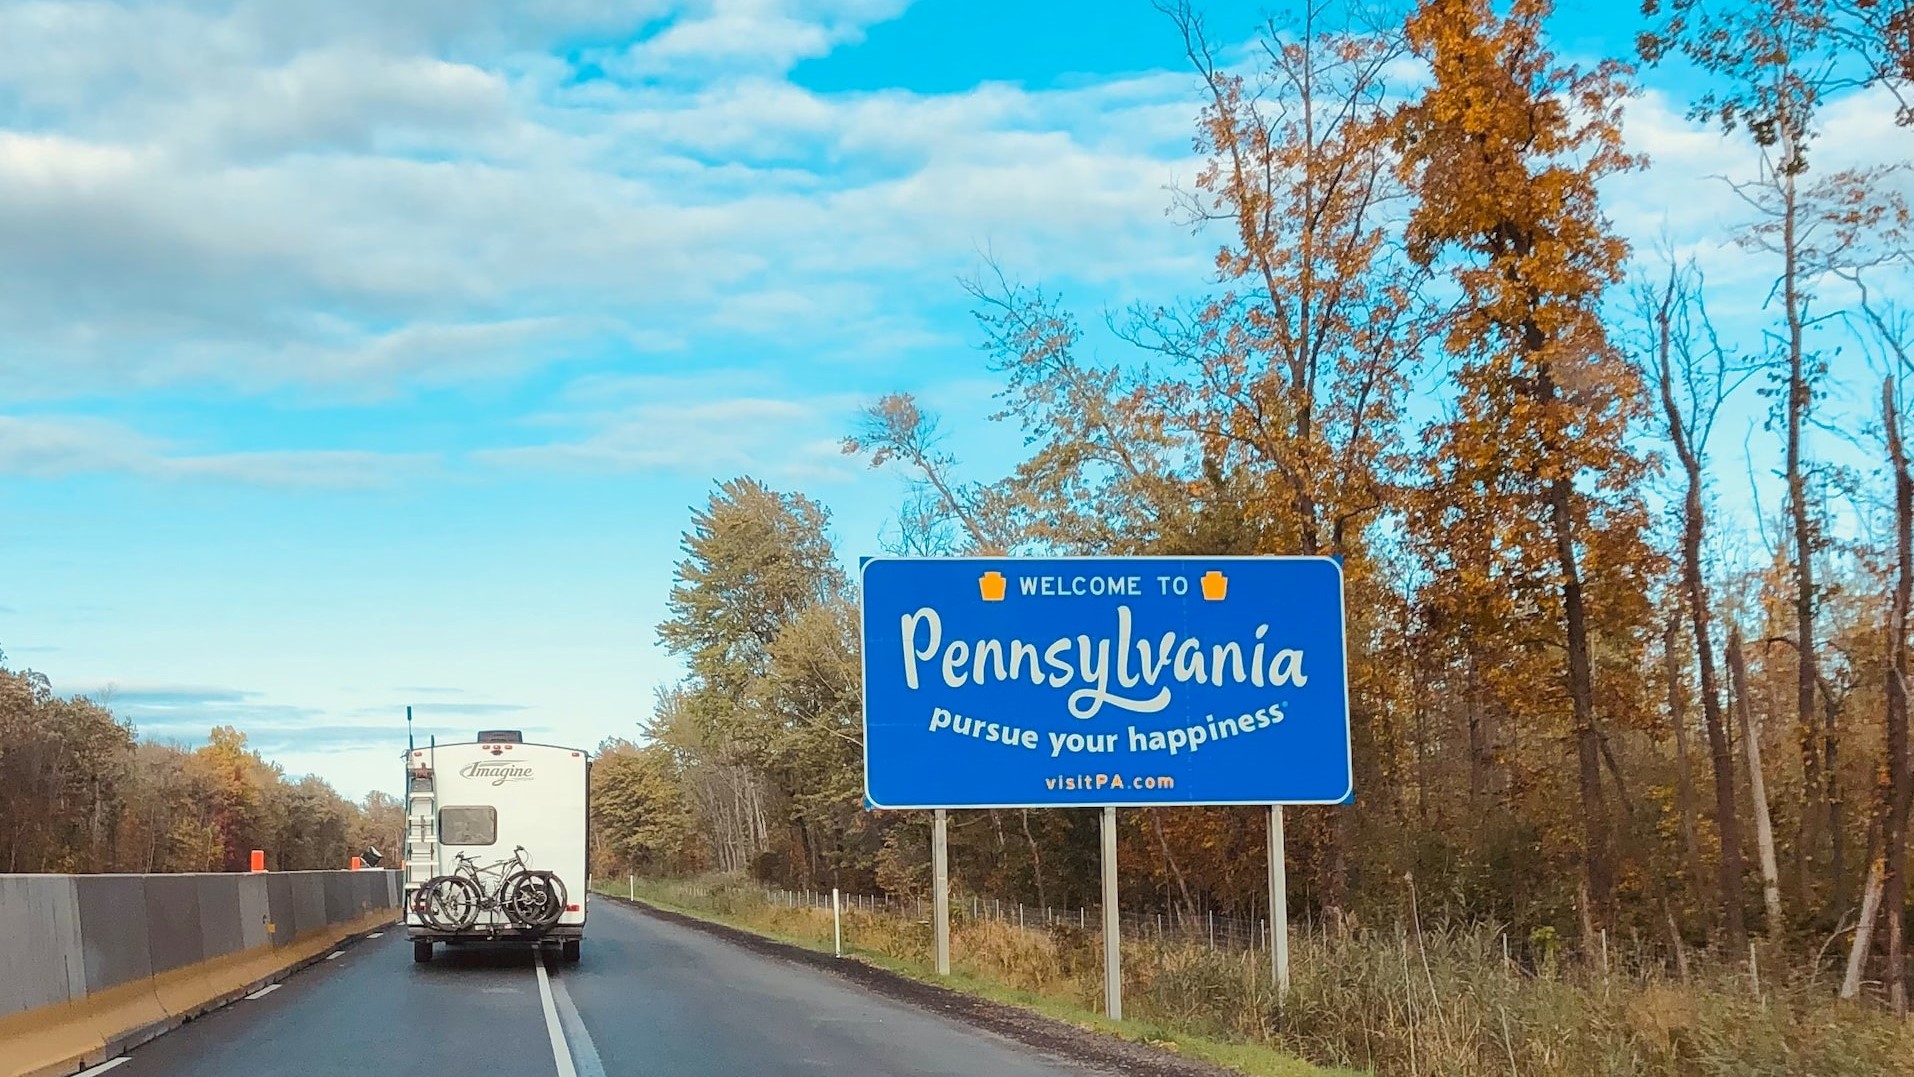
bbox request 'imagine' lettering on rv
[459,761,534,786]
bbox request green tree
[590,738,698,876]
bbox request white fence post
[833,888,842,957]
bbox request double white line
[534,954,605,1077]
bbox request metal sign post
[1101,805,1121,1020]
[1269,805,1290,996]
[933,808,950,976]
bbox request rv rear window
[439,806,497,846]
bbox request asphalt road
[108,898,1124,1077]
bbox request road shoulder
[595,893,1298,1077]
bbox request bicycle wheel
[413,874,481,931]
[501,870,566,929]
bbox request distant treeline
[0,653,401,873]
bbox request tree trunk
[1665,615,1711,910]
[1467,653,1488,810]
[1840,855,1884,1000]
[1653,307,1748,945]
[1777,128,1828,909]
[1664,901,1692,982]
[1883,375,1911,1015]
[1151,811,1197,916]
[1826,686,1847,910]
[1549,469,1612,926]
[1730,623,1786,940]
[1019,809,1049,910]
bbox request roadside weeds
[593,888,1347,1077]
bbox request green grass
[598,877,1355,1077]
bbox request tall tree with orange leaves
[1123,0,1431,923]
[1395,0,1657,930]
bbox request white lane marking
[76,1059,128,1077]
[546,958,608,1077]
[325,951,344,961]
[244,983,282,1000]
[368,932,384,938]
[534,953,580,1077]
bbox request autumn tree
[0,663,133,872]
[1843,288,1914,1010]
[590,738,699,876]
[752,596,870,882]
[968,267,1191,555]
[352,791,404,863]
[843,393,1022,554]
[1833,0,1914,121]
[0,649,408,874]
[661,477,844,701]
[1640,260,1756,943]
[1643,0,1914,914]
[654,477,864,883]
[1396,0,1655,929]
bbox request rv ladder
[405,767,438,889]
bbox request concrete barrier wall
[142,875,205,976]
[196,876,245,960]
[74,876,153,993]
[0,876,84,1017]
[321,871,353,925]
[264,873,295,949]
[289,873,327,941]
[0,869,400,1077]
[235,876,269,952]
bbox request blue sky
[0,0,1906,801]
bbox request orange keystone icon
[1200,570,1228,601]
[250,849,266,873]
[979,571,1008,601]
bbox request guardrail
[0,869,402,1077]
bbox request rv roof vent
[477,730,524,744]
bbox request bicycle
[411,845,568,933]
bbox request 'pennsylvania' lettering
[899,605,1308,720]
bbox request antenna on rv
[407,705,415,754]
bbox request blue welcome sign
[860,556,1352,808]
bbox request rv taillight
[565,904,580,912]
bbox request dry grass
[614,877,1914,1077]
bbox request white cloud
[0,415,436,487]
[1606,83,1914,334]
[609,0,909,78]
[3,0,1897,426]
[0,0,1215,402]
[479,373,866,482]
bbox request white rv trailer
[401,731,589,963]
